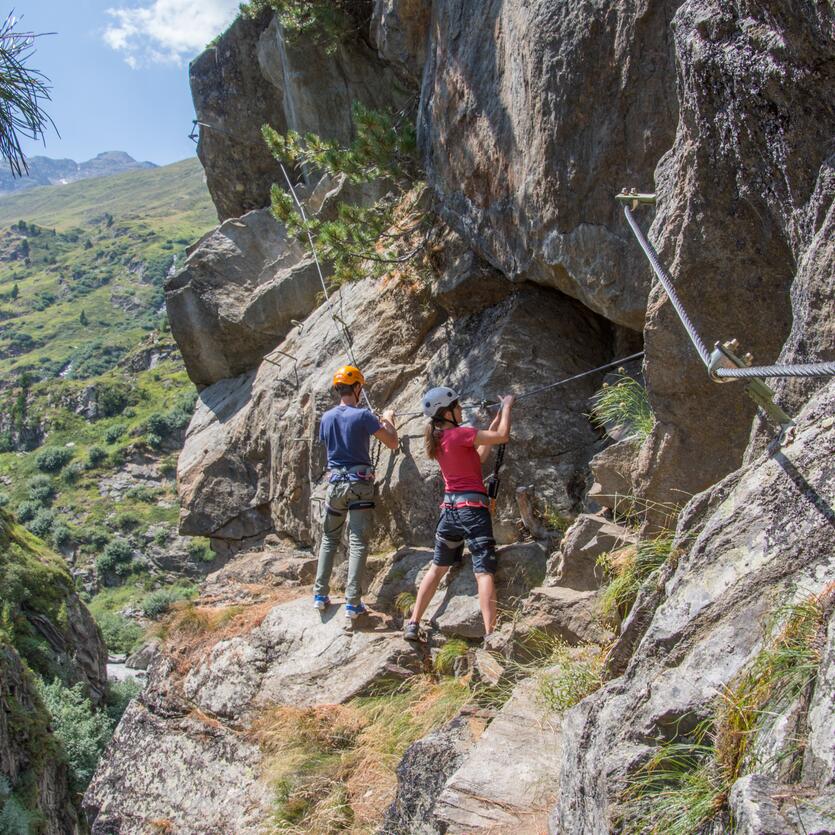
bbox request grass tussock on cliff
[620,587,833,834]
[254,676,470,833]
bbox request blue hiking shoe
[313,594,330,611]
[345,602,367,620]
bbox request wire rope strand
[623,205,711,367]
[715,361,835,379]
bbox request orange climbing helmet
[333,365,365,388]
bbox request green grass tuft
[590,374,654,441]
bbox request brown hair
[423,401,458,460]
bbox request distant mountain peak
[0,152,158,196]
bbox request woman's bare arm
[474,395,515,452]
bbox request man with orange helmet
[313,365,398,619]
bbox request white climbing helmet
[422,386,459,418]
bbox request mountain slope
[0,157,215,231]
[0,151,157,196]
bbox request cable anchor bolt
[615,188,657,211]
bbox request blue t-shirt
[319,405,381,475]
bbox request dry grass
[253,676,471,833]
[621,586,833,834]
[158,589,302,677]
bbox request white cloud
[103,0,241,66]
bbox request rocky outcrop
[84,699,271,835]
[176,258,616,550]
[636,0,835,505]
[166,209,320,386]
[0,645,82,835]
[418,0,682,330]
[190,8,412,221]
[432,675,563,833]
[372,0,431,83]
[555,379,835,832]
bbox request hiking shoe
[403,621,421,642]
[345,602,367,620]
[313,595,330,611]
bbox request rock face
[636,0,835,505]
[176,261,616,550]
[166,209,320,386]
[555,379,835,832]
[84,699,271,835]
[190,9,412,221]
[418,0,683,330]
[433,675,563,833]
[372,0,431,83]
[0,646,82,835]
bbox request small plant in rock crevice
[619,588,833,835]
[596,533,678,627]
[590,373,655,442]
[433,638,469,675]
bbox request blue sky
[19,0,240,166]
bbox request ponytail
[423,400,460,460]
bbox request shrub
[26,508,54,538]
[85,446,108,469]
[126,485,157,503]
[14,500,40,523]
[37,679,113,793]
[113,511,140,531]
[186,538,214,563]
[51,523,72,549]
[0,776,33,835]
[104,424,125,444]
[141,586,196,619]
[0,432,13,453]
[26,474,54,504]
[96,539,133,575]
[95,611,144,655]
[105,678,142,725]
[35,446,73,473]
[95,383,131,418]
[61,461,85,485]
[0,492,8,507]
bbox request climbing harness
[616,188,835,431]
[484,443,506,513]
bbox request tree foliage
[0,14,55,177]
[263,102,428,286]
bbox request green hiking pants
[314,479,375,605]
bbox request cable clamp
[615,188,657,211]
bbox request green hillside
[0,156,216,231]
[0,156,216,657]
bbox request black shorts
[434,505,497,575]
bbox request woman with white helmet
[403,386,515,645]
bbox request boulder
[176,258,616,551]
[166,209,321,386]
[201,546,318,606]
[547,514,634,591]
[371,0,432,84]
[432,676,563,833]
[635,0,835,507]
[183,597,423,717]
[587,438,640,512]
[382,709,487,835]
[83,700,271,835]
[519,586,614,646]
[554,380,835,833]
[418,0,683,329]
[125,639,160,672]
